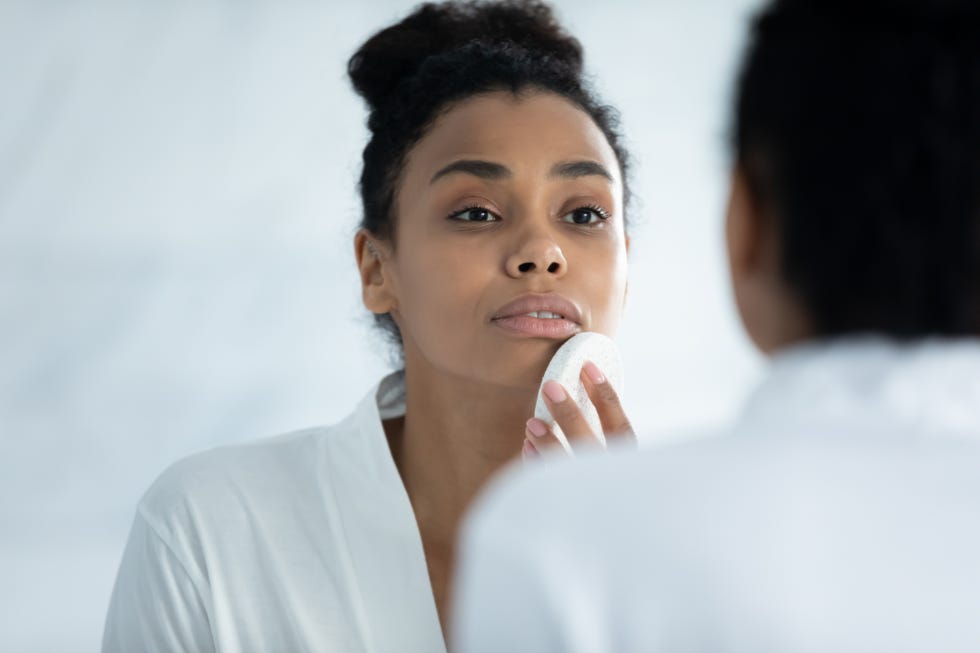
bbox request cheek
[394,244,494,344]
[580,242,629,335]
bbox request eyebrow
[430,160,511,184]
[549,160,614,182]
[428,158,614,184]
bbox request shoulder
[464,432,793,559]
[470,435,718,523]
[467,425,980,563]
[138,421,352,535]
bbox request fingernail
[583,360,606,385]
[542,380,567,403]
[526,418,548,438]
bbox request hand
[521,360,636,460]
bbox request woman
[102,1,635,651]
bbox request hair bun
[348,0,583,112]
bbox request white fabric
[455,339,980,653]
[102,371,446,653]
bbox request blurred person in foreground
[454,0,980,650]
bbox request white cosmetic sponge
[533,332,624,453]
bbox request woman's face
[368,90,629,390]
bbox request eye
[449,206,500,222]
[561,205,610,225]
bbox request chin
[475,354,554,392]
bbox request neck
[387,363,534,547]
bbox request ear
[725,166,764,287]
[354,229,397,315]
[725,166,812,355]
[726,165,768,350]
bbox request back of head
[734,0,980,338]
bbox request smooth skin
[354,89,635,636]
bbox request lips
[491,294,584,339]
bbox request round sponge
[533,332,624,453]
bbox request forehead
[402,89,622,183]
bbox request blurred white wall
[0,0,763,650]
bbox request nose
[505,236,567,278]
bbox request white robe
[102,371,446,653]
[455,339,980,653]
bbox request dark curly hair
[734,0,980,338]
[348,0,630,355]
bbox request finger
[525,417,565,454]
[581,360,636,444]
[541,380,597,449]
[521,437,540,462]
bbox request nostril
[547,262,560,273]
[518,262,535,273]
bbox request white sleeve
[102,509,216,653]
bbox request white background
[0,1,764,649]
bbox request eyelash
[447,204,611,225]
[567,204,611,225]
[448,205,500,223]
